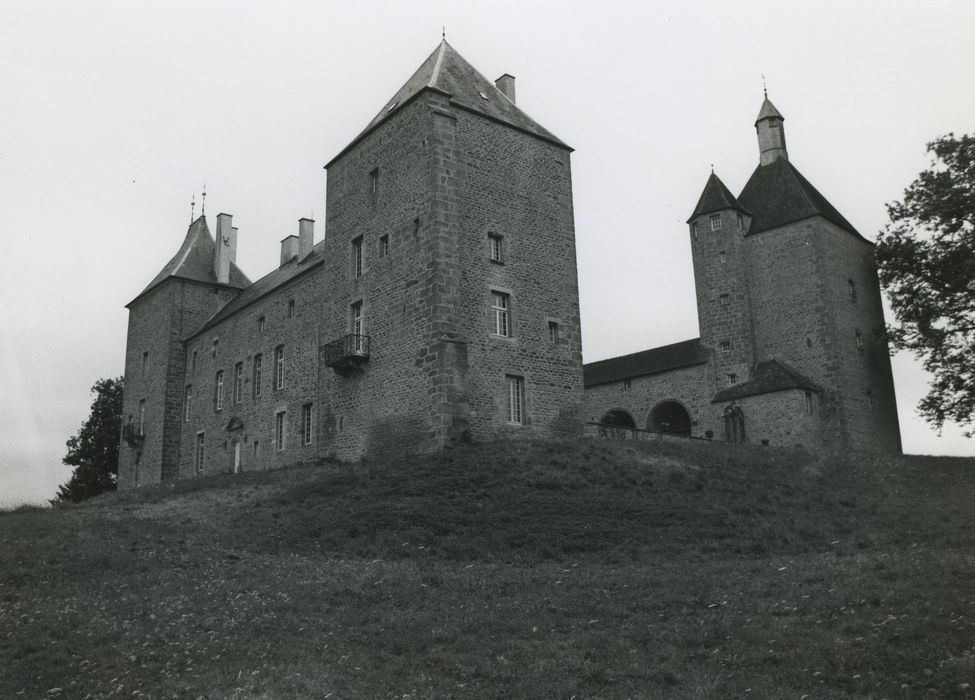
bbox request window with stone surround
[548,321,560,343]
[141,351,149,379]
[719,293,730,306]
[505,374,525,425]
[233,363,243,404]
[287,299,295,318]
[253,354,263,398]
[488,233,504,263]
[258,316,266,333]
[369,168,379,196]
[215,371,224,411]
[195,432,205,474]
[351,301,364,352]
[710,214,722,231]
[720,340,731,353]
[352,236,364,278]
[184,385,192,422]
[212,339,219,358]
[491,292,511,337]
[379,234,389,258]
[275,410,286,451]
[274,345,285,390]
[719,250,726,263]
[727,373,738,385]
[302,403,313,446]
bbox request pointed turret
[687,172,750,222]
[755,95,788,165]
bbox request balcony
[322,334,370,373]
[122,423,145,447]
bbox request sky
[2,0,974,508]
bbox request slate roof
[711,359,821,403]
[687,172,750,222]
[326,40,569,167]
[583,338,710,387]
[190,240,326,338]
[737,158,865,239]
[128,216,250,307]
[755,96,784,124]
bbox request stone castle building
[119,42,899,488]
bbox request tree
[54,377,124,503]
[875,133,975,435]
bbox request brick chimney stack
[298,218,314,260]
[214,213,237,284]
[495,73,516,104]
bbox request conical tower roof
[327,40,569,166]
[755,96,784,124]
[127,216,250,307]
[687,172,750,222]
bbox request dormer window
[710,214,722,232]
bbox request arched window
[600,409,636,428]
[649,401,692,436]
[723,403,746,443]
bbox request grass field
[2,438,973,698]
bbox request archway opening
[601,409,636,429]
[649,401,692,436]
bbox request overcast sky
[2,0,973,508]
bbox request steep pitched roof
[737,158,865,239]
[127,216,250,307]
[755,96,784,124]
[190,241,326,338]
[583,338,710,387]
[711,359,821,403]
[327,40,569,166]
[687,172,750,222]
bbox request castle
[118,41,899,488]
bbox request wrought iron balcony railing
[122,423,145,446]
[322,334,370,370]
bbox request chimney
[280,235,299,267]
[214,213,237,284]
[495,73,516,104]
[298,218,314,260]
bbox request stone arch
[648,401,692,436]
[600,409,636,429]
[723,403,746,443]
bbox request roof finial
[201,184,206,216]
[710,163,715,174]
[762,73,767,98]
[190,193,195,223]
[442,26,446,40]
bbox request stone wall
[715,389,822,449]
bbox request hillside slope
[2,438,974,698]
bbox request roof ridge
[428,40,447,88]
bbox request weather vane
[442,26,446,40]
[762,73,767,98]
[201,184,207,216]
[190,193,195,222]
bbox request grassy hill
[2,438,973,698]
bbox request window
[491,292,510,337]
[191,349,198,372]
[718,250,727,263]
[855,331,864,356]
[369,167,379,195]
[212,339,219,358]
[623,378,632,390]
[141,351,149,379]
[488,233,504,263]
[805,391,814,414]
[274,345,285,390]
[548,321,560,343]
[275,411,286,451]
[184,386,192,422]
[302,403,313,446]
[195,432,205,474]
[253,354,263,398]
[719,293,730,306]
[233,363,243,404]
[720,340,731,353]
[287,299,295,318]
[352,236,363,278]
[253,440,260,459]
[866,390,874,412]
[258,316,266,333]
[215,371,224,411]
[505,375,525,424]
[691,221,699,240]
[351,302,364,352]
[737,212,744,230]
[728,373,738,385]
[138,399,146,434]
[848,280,858,303]
[379,234,389,258]
[710,214,722,231]
[412,217,420,236]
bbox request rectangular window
[275,411,286,451]
[352,236,363,278]
[253,440,260,459]
[623,378,632,390]
[253,354,263,398]
[287,299,295,318]
[855,331,864,355]
[369,167,379,195]
[258,316,266,333]
[505,375,525,425]
[274,346,285,390]
[848,280,858,303]
[805,391,814,414]
[233,363,243,404]
[184,385,192,422]
[215,371,224,411]
[719,293,730,306]
[138,399,146,434]
[728,373,738,385]
[710,214,722,231]
[379,234,389,258]
[866,390,874,412]
[488,233,504,262]
[691,221,699,240]
[191,349,198,372]
[412,217,420,236]
[141,351,149,379]
[548,321,560,343]
[195,432,205,474]
[302,403,313,446]
[720,340,731,353]
[491,292,510,337]
[212,339,219,358]
[718,250,727,263]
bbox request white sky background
[1,0,973,507]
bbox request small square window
[548,321,560,343]
[728,373,738,385]
[720,340,731,353]
[710,214,722,231]
[718,250,727,263]
[488,233,504,263]
[379,234,389,258]
[719,293,730,306]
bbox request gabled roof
[190,240,326,338]
[687,172,750,222]
[755,96,784,124]
[711,359,821,403]
[737,158,865,240]
[128,216,250,307]
[583,338,710,387]
[326,40,569,167]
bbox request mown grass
[1,438,973,698]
